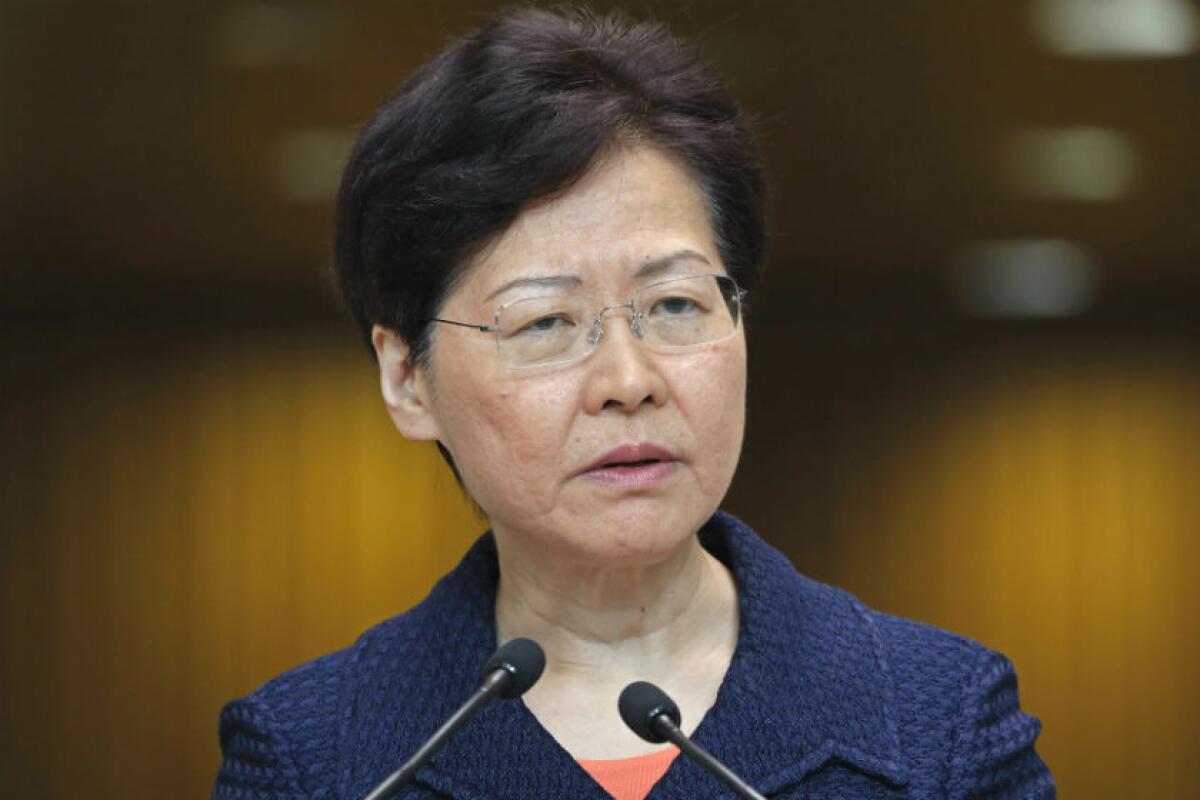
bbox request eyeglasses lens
[494,275,741,368]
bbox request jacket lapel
[647,514,910,797]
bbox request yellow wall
[1,330,483,797]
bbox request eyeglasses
[429,273,746,370]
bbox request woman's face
[393,145,746,567]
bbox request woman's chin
[488,488,716,568]
[566,507,706,566]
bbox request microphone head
[483,637,546,699]
[618,681,681,744]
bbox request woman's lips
[583,459,679,488]
[577,443,679,488]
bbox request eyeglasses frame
[427,272,747,370]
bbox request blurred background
[2,0,1198,796]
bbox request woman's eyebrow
[483,249,709,301]
[484,274,583,302]
[631,248,711,280]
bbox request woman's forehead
[457,148,719,305]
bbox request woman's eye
[652,296,699,315]
[518,315,574,335]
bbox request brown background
[2,1,1198,797]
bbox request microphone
[363,638,546,800]
[618,681,767,800]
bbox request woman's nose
[581,310,668,414]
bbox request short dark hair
[332,5,766,364]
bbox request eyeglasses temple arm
[428,318,495,333]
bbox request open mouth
[581,446,678,488]
[601,458,662,469]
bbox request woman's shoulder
[861,604,1004,685]
[213,538,503,797]
[786,564,1034,729]
[718,513,1053,795]
[214,645,351,799]
[851,600,1052,796]
[720,511,1020,689]
[801,593,1053,796]
[222,601,442,718]
[222,535,499,717]
[212,610,429,799]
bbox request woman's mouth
[579,444,679,488]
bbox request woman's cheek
[486,384,573,495]
[676,347,746,485]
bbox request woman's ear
[371,325,443,442]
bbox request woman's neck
[492,530,739,759]
[495,532,734,658]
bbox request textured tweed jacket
[212,512,1056,799]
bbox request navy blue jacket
[213,512,1055,799]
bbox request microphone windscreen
[483,637,546,698]
[618,681,681,744]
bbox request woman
[213,7,1054,799]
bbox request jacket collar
[340,511,909,799]
[685,512,910,794]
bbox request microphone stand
[362,670,509,800]
[650,712,767,800]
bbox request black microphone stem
[653,714,767,800]
[363,669,509,800]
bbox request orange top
[577,747,681,800]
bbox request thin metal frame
[428,272,746,369]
